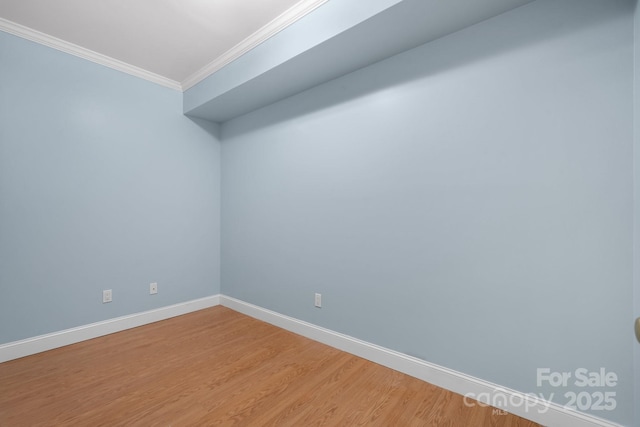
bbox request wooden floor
[0,307,540,426]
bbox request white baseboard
[0,295,220,363]
[220,295,622,427]
[0,294,623,427]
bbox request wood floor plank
[0,306,541,426]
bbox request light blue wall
[221,0,635,424]
[0,31,221,344]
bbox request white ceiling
[0,0,323,88]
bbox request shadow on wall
[221,0,634,138]
[187,116,221,140]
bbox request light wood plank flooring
[0,306,540,426]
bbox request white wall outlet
[150,282,158,295]
[314,293,322,308]
[102,289,112,303]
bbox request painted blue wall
[221,0,635,424]
[0,31,221,344]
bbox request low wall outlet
[150,282,158,295]
[314,293,322,308]
[102,289,112,303]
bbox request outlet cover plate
[102,289,112,303]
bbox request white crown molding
[180,0,330,91]
[0,17,182,91]
[1,0,327,93]
[220,296,624,427]
[0,295,220,363]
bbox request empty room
[1,0,639,426]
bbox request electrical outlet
[150,282,158,295]
[314,293,322,308]
[102,289,112,303]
